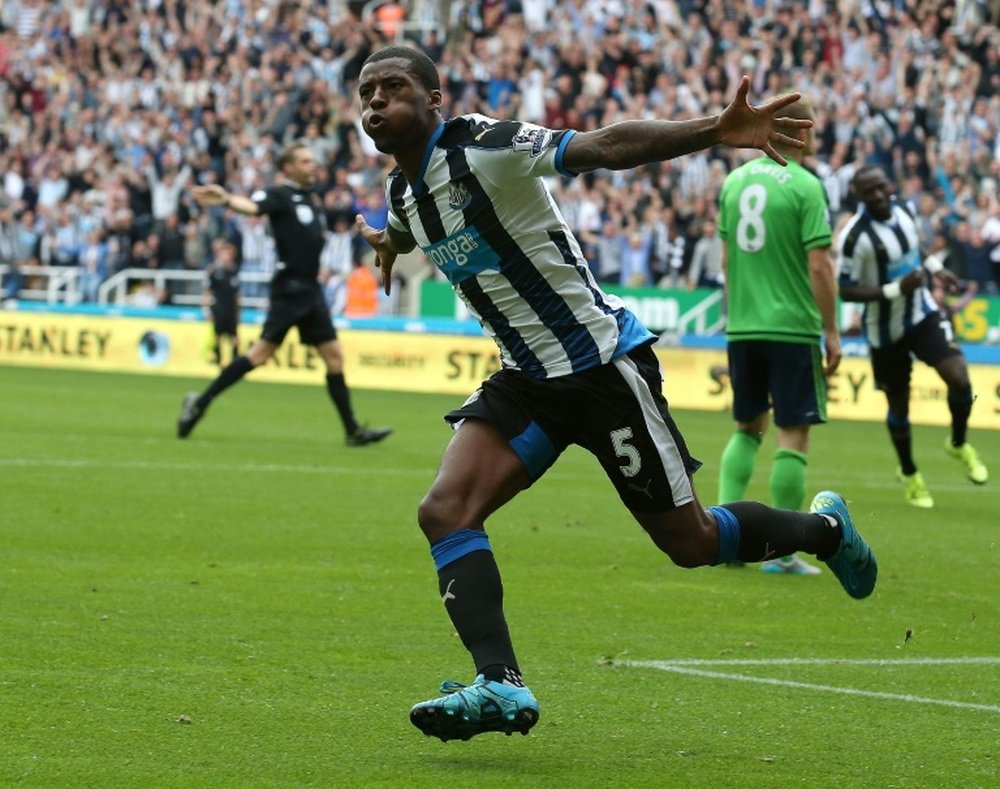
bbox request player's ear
[427,89,443,113]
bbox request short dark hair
[278,141,309,170]
[363,45,440,92]
[851,165,884,190]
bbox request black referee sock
[197,355,254,410]
[325,372,359,435]
[437,550,520,676]
[723,501,840,562]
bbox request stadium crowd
[1,0,999,311]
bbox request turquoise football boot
[809,491,877,600]
[410,675,539,741]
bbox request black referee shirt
[206,264,239,318]
[250,184,326,282]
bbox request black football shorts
[871,312,962,395]
[445,342,701,512]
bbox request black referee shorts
[260,280,337,346]
[445,342,702,513]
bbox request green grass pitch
[1,364,997,787]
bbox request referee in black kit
[180,141,392,447]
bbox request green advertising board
[420,280,1000,342]
[420,280,727,335]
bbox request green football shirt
[718,158,832,343]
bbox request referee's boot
[177,392,205,438]
[346,425,393,447]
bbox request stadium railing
[0,264,272,309]
[97,268,271,308]
[0,263,82,304]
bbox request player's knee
[246,344,272,366]
[417,490,473,542]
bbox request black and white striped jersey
[837,201,938,348]
[384,114,655,379]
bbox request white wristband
[924,254,944,274]
[881,281,902,299]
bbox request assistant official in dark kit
[203,240,241,366]
[181,141,391,446]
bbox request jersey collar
[412,122,446,197]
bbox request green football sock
[770,448,808,561]
[770,448,808,511]
[719,430,762,503]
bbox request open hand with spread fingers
[718,76,813,166]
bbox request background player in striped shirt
[355,45,877,743]
[838,165,987,508]
[717,96,841,577]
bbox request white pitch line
[621,659,1000,713]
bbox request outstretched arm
[563,76,810,172]
[192,184,260,216]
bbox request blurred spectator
[687,219,725,290]
[373,0,406,40]
[12,209,39,264]
[620,227,655,287]
[343,257,379,318]
[156,214,186,270]
[130,238,155,270]
[654,211,692,288]
[37,163,70,209]
[3,157,28,204]
[594,216,624,284]
[961,226,997,295]
[78,228,108,302]
[183,217,210,271]
[320,211,355,314]
[236,214,276,299]
[2,260,24,302]
[146,159,192,227]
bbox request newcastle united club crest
[448,181,471,210]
